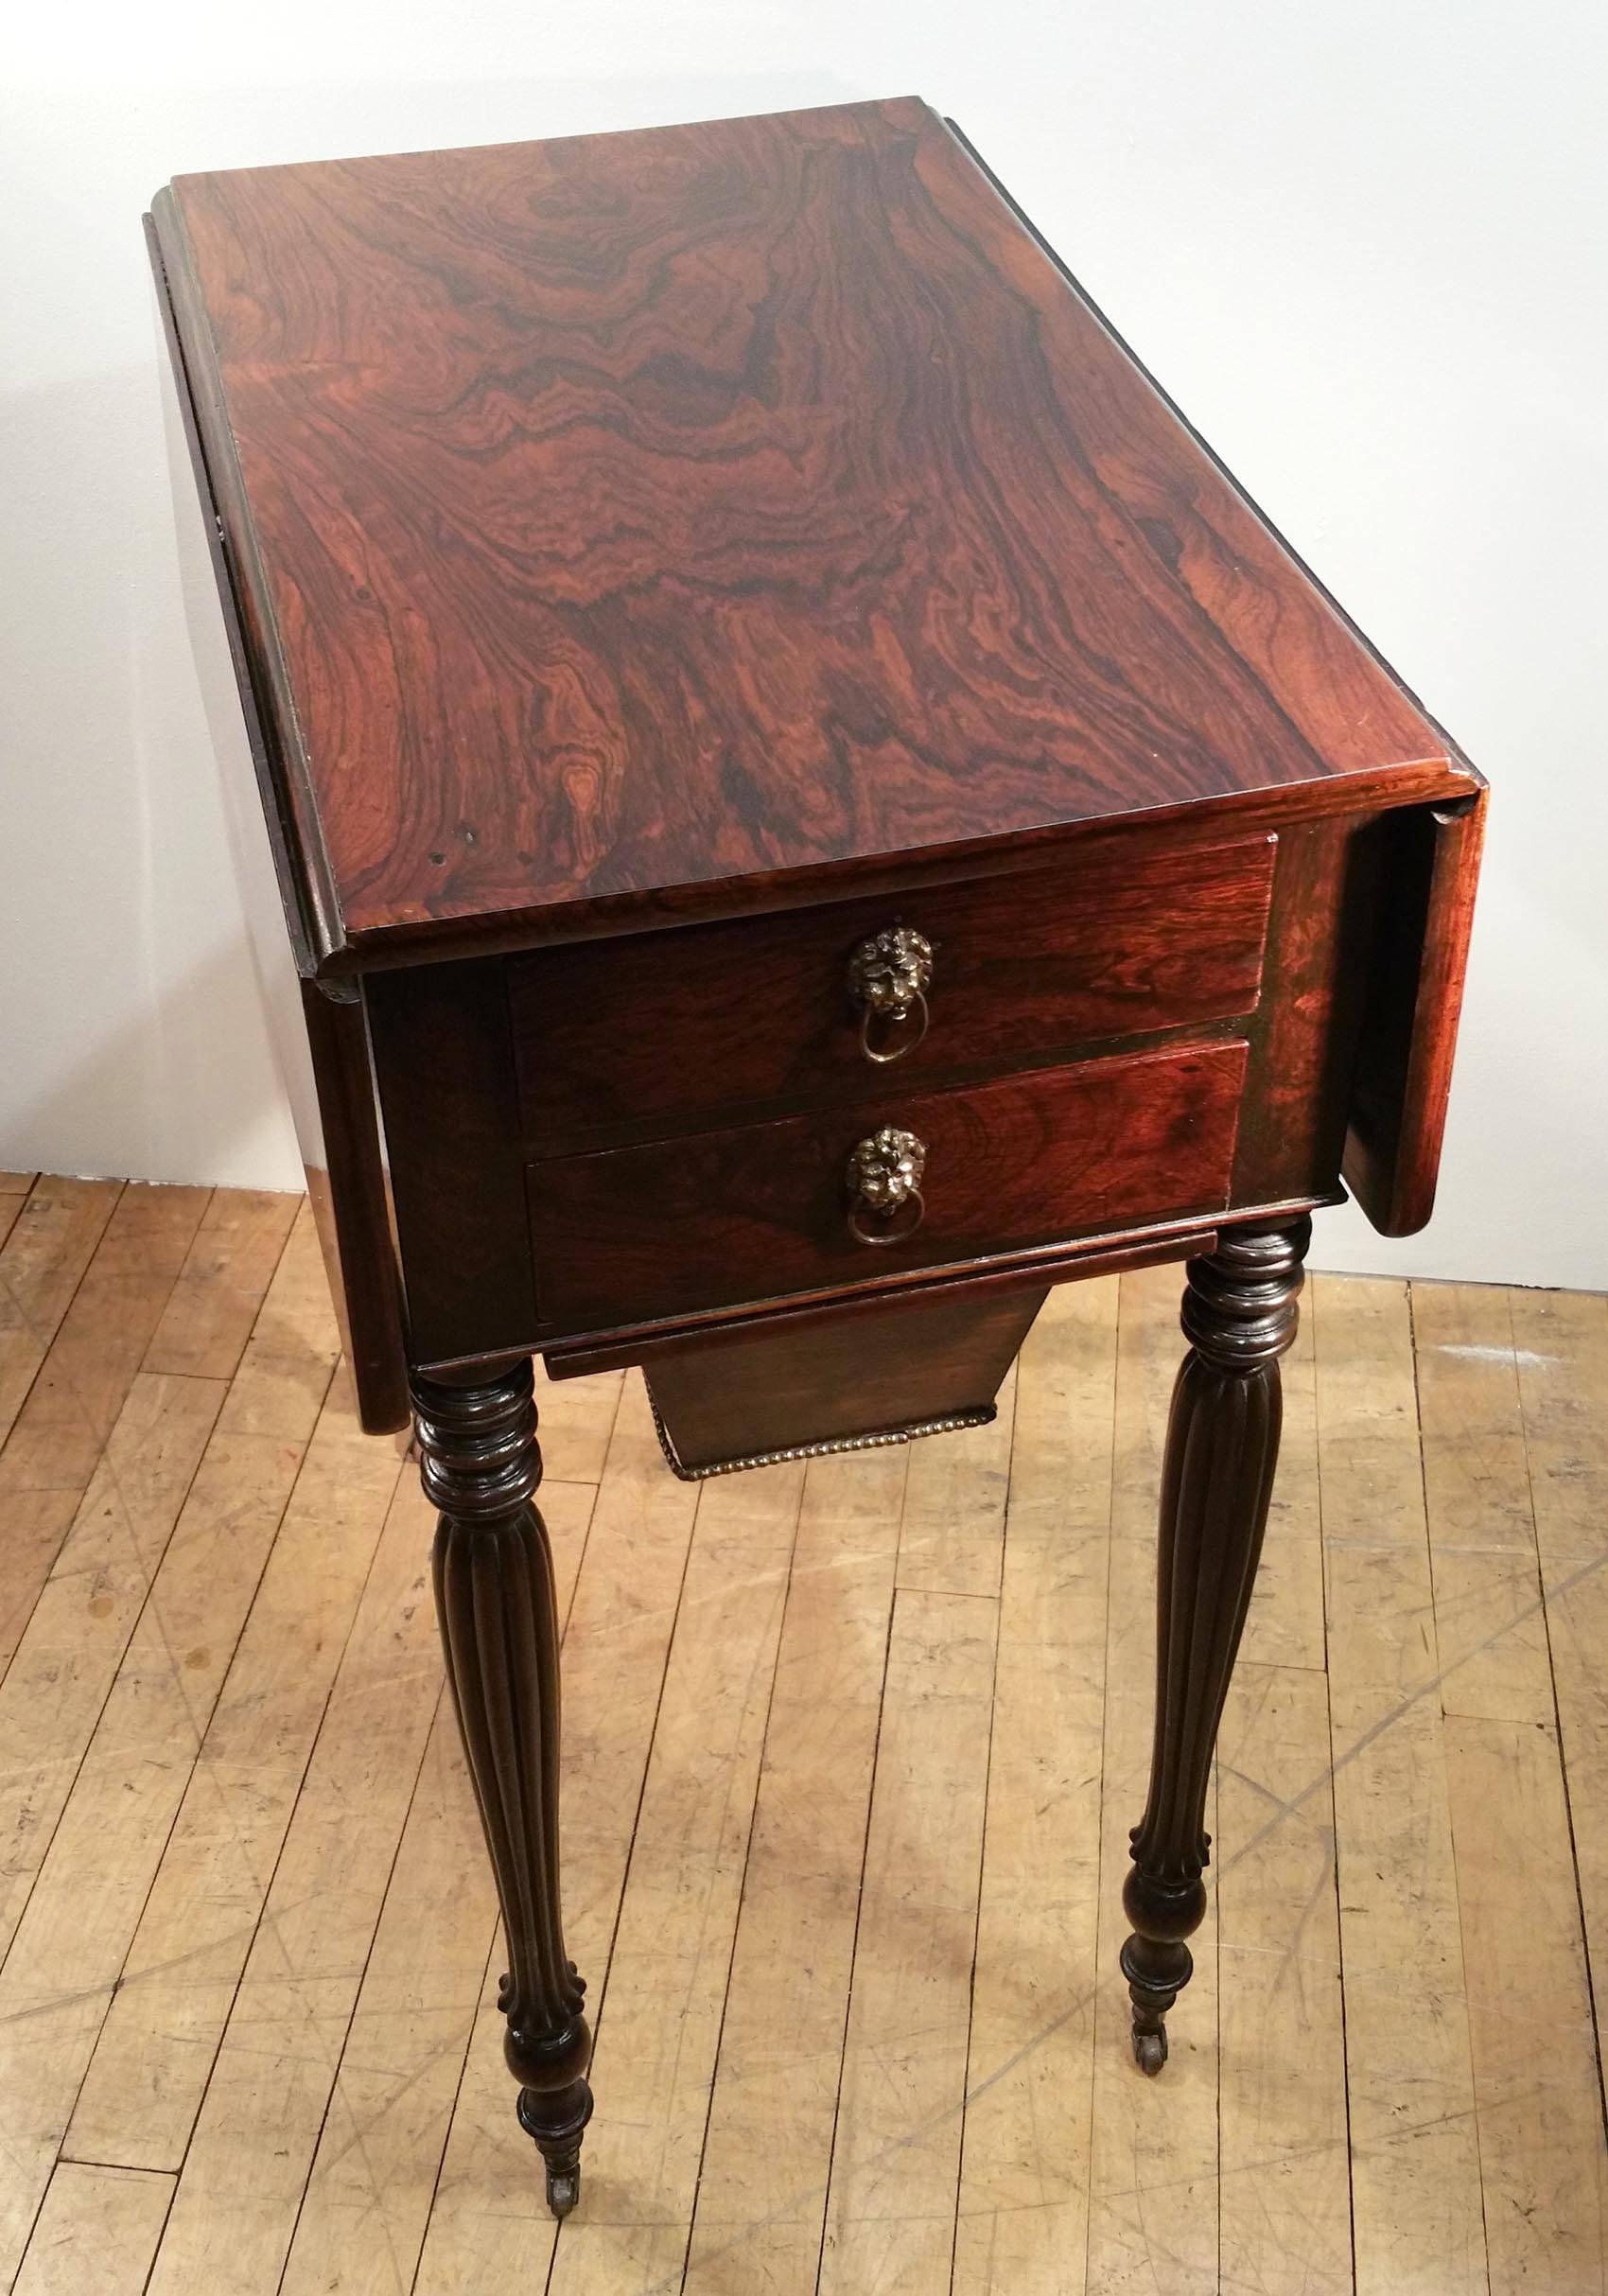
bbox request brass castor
[1131,2023,1168,2076]
[545,2160,581,2219]
[517,2086,587,2219]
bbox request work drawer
[510,836,1274,1152]
[527,1038,1247,1334]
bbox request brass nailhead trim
[647,1393,996,1481]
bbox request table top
[152,96,1476,970]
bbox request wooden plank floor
[1,1172,1605,2296]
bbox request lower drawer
[528,1038,1247,1334]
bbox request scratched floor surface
[1,1169,1604,2296]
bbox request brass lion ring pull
[846,1126,927,1248]
[847,926,933,1064]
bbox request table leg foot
[414,1358,593,2215]
[1120,1218,1309,2070]
[1121,1925,1191,2072]
[518,2081,591,2217]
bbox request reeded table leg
[1122,1217,1309,2072]
[412,1359,593,2215]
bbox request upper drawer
[510,834,1275,1152]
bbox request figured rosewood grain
[1344,792,1487,1236]
[152,225,408,1431]
[1122,1217,1309,2070]
[528,1039,1248,1334]
[513,835,1273,1152]
[147,216,338,969]
[151,101,1476,963]
[643,1282,1046,1475]
[945,120,1471,810]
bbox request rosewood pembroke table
[147,98,1484,2218]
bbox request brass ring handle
[848,1188,924,1247]
[847,927,934,1065]
[846,1126,927,1248]
[859,991,929,1064]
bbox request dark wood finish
[545,1223,1221,1380]
[147,97,1489,2204]
[644,1282,1047,1477]
[1122,1217,1309,2070]
[528,1040,1248,1334]
[1232,811,1385,1212]
[297,984,411,1430]
[151,220,409,1431]
[363,959,540,1368]
[512,836,1273,1152]
[146,212,335,969]
[150,101,1477,972]
[412,1359,592,2215]
[359,797,1404,1381]
[1344,791,1487,1236]
[942,115,1477,821]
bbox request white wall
[4,1,1605,1286]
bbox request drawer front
[528,1039,1247,1334]
[510,836,1274,1152]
